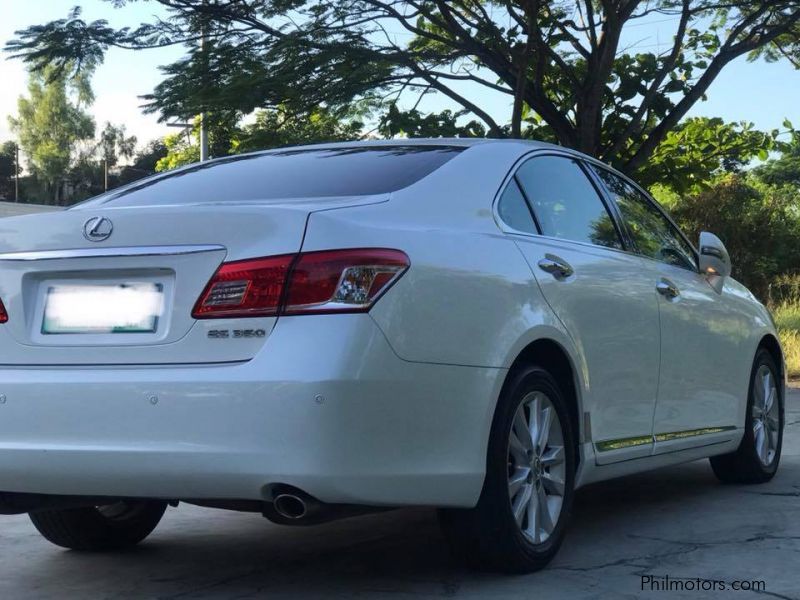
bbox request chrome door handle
[537,254,574,280]
[656,278,680,299]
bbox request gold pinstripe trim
[595,426,737,453]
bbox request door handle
[537,254,574,280]
[656,278,680,299]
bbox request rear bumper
[0,314,503,508]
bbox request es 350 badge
[207,329,267,339]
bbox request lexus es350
[0,140,784,572]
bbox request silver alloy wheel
[752,364,780,466]
[507,391,566,544]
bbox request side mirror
[698,232,731,292]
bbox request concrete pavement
[0,201,59,217]
[2,388,798,599]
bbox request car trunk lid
[0,197,384,365]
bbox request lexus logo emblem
[83,217,113,242]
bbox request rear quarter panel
[302,142,578,369]
[301,142,589,454]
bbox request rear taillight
[192,255,294,318]
[192,249,408,319]
[0,299,7,324]
[284,249,409,315]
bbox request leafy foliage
[116,139,170,185]
[155,106,364,171]
[755,129,800,187]
[640,118,778,193]
[378,104,486,139]
[671,175,800,299]
[8,65,95,203]
[0,141,18,199]
[6,1,800,176]
[155,130,201,172]
[98,122,137,169]
[234,106,363,153]
[773,301,800,378]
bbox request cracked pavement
[2,387,798,599]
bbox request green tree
[117,139,169,184]
[132,139,168,173]
[378,104,486,139]
[640,117,778,193]
[234,106,363,153]
[155,106,363,171]
[0,141,19,200]
[8,65,95,204]
[671,175,800,299]
[754,128,800,188]
[6,2,800,177]
[155,130,200,172]
[98,122,137,190]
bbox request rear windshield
[82,146,463,207]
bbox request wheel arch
[503,338,584,468]
[758,333,785,386]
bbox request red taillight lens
[192,249,408,319]
[0,299,7,324]
[192,254,294,319]
[284,249,409,315]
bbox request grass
[773,301,800,380]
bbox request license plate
[42,282,164,334]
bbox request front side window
[514,156,622,250]
[591,166,696,271]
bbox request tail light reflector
[193,249,408,319]
[0,299,7,324]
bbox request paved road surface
[0,201,59,217]
[2,388,798,599]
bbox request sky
[0,0,182,145]
[1,1,799,153]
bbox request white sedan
[0,140,784,572]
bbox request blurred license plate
[42,283,164,334]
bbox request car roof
[239,137,565,156]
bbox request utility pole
[199,0,209,162]
[200,115,208,162]
[14,142,19,203]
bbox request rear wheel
[29,500,168,551]
[439,365,576,572]
[710,349,783,484]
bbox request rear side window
[497,179,537,234]
[515,156,623,250]
[82,146,463,207]
[591,166,696,271]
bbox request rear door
[500,153,661,464]
[589,166,745,453]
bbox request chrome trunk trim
[0,245,226,261]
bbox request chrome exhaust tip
[273,493,308,520]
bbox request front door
[588,165,744,454]
[649,263,748,452]
[500,154,661,464]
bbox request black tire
[29,500,168,551]
[439,365,576,573]
[710,348,783,484]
